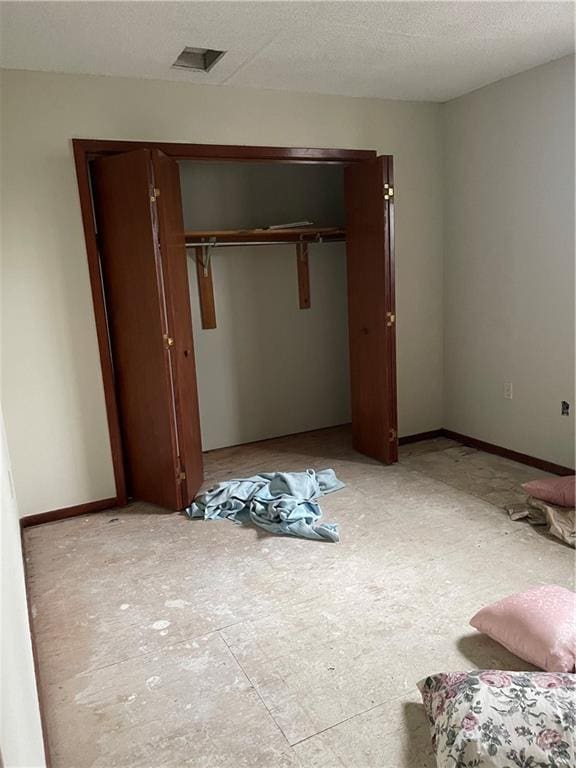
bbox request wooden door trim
[344,155,397,463]
[72,139,382,506]
[73,141,128,506]
[383,155,398,461]
[73,139,376,164]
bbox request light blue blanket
[185,468,344,542]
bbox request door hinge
[389,428,397,442]
[384,183,394,201]
[386,312,396,327]
[176,457,186,482]
[163,334,175,349]
[150,187,161,202]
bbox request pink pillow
[522,476,575,508]
[470,585,576,672]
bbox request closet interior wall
[179,162,350,451]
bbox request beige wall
[443,55,575,468]
[187,242,350,450]
[1,408,46,767]
[0,69,444,516]
[180,161,349,450]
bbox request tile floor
[24,428,575,767]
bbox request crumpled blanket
[507,495,575,548]
[185,468,344,542]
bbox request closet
[79,141,397,512]
[179,161,349,453]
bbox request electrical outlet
[503,382,513,400]
[561,401,570,416]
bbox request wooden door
[345,155,398,463]
[92,149,203,509]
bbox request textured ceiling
[0,1,573,102]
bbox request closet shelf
[184,226,345,246]
[186,227,345,329]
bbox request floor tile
[220,569,538,744]
[44,631,297,768]
[293,694,435,768]
[24,427,574,766]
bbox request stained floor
[24,428,574,767]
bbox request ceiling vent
[172,47,226,73]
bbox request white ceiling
[0,1,573,102]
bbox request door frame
[72,139,394,507]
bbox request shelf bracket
[194,244,217,329]
[296,239,311,310]
[197,237,216,277]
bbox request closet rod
[185,239,345,249]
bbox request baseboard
[441,429,574,477]
[20,497,118,528]
[398,429,444,445]
[19,428,574,528]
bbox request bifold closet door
[345,155,398,464]
[92,148,203,510]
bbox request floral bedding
[418,670,575,767]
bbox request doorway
[179,159,348,451]
[73,140,397,511]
